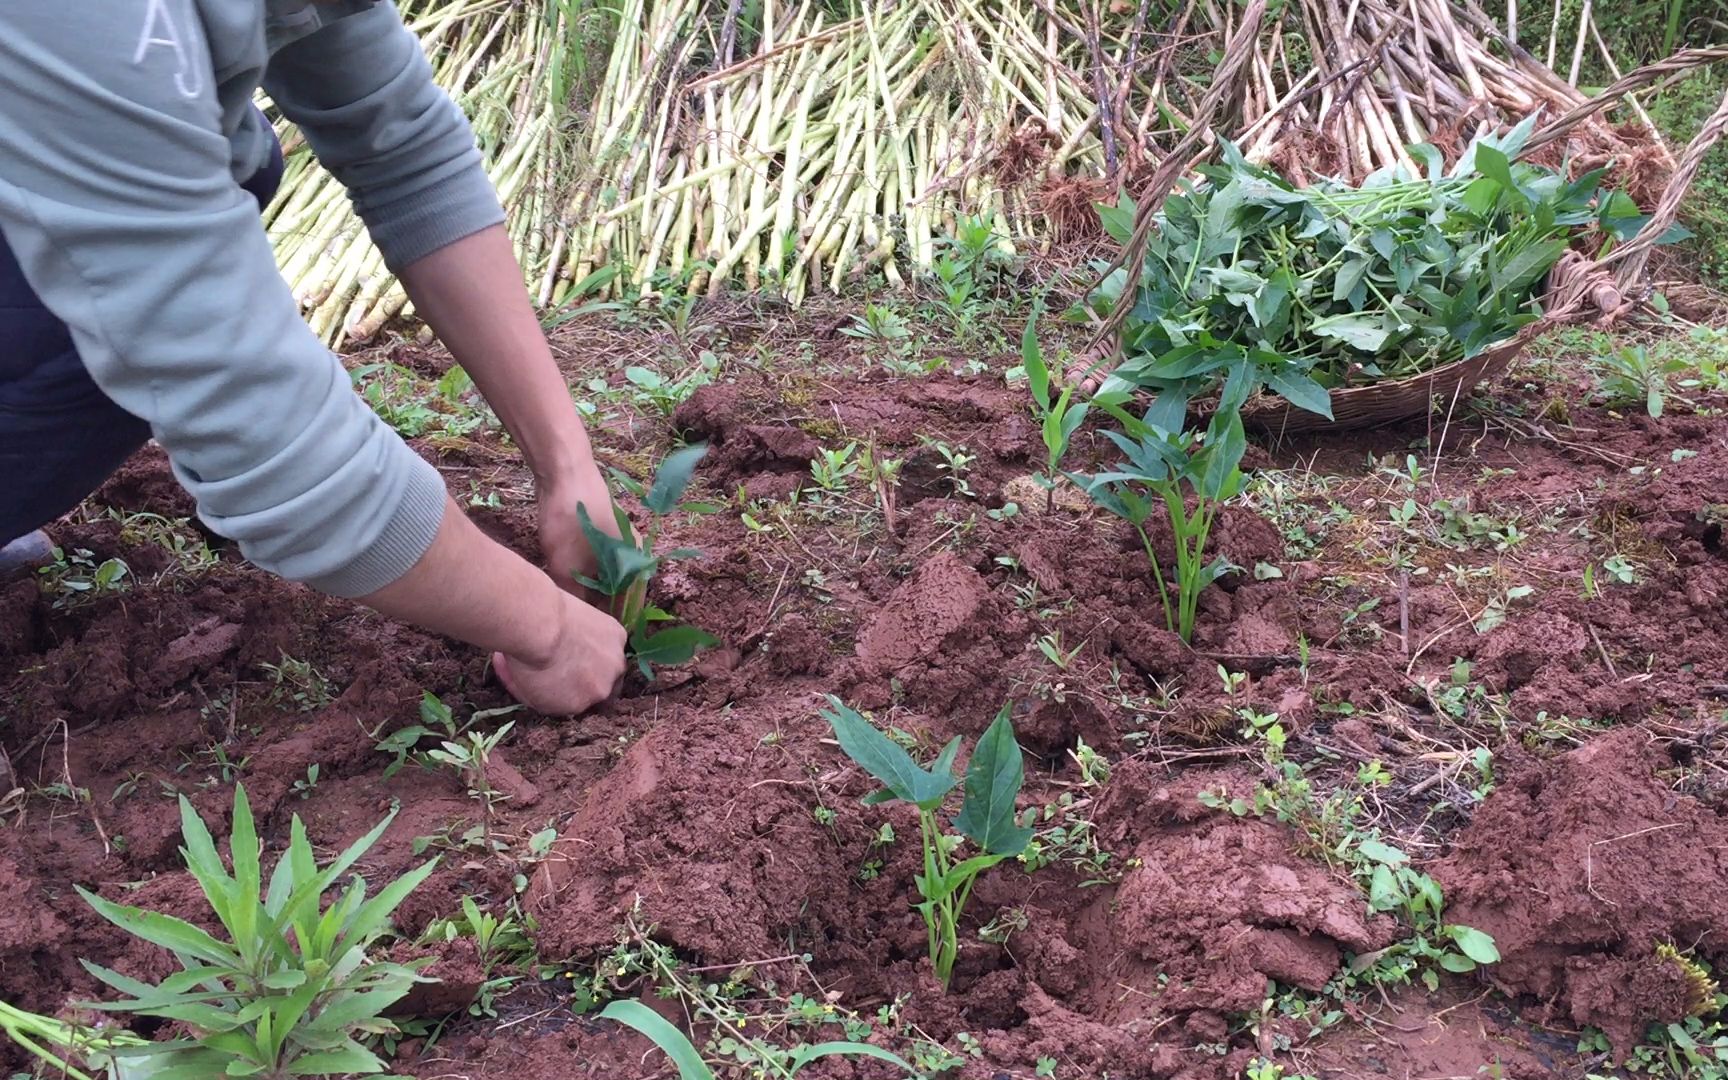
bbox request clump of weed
[70,785,435,1078]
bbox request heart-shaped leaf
[822,698,957,810]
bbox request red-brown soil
[3,313,1727,1079]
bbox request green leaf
[644,444,710,516]
[283,1040,389,1075]
[176,794,235,938]
[259,971,306,991]
[1356,839,1409,865]
[76,889,236,967]
[598,1001,714,1080]
[1368,865,1401,911]
[1446,925,1501,965]
[1473,144,1524,206]
[1438,951,1479,973]
[1022,299,1050,412]
[1265,369,1333,419]
[822,698,958,810]
[1492,239,1567,294]
[1310,313,1390,353]
[1333,258,1370,304]
[952,705,1034,856]
[632,625,720,668]
[576,504,660,596]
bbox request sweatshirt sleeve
[0,1,448,597]
[262,2,506,270]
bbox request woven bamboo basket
[1237,87,1728,434]
[1236,288,1583,435]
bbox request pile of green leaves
[823,698,1033,989]
[577,443,720,678]
[73,785,435,1078]
[1085,120,1664,422]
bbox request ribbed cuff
[304,458,448,598]
[366,165,505,272]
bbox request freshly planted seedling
[822,697,1033,988]
[73,785,436,1078]
[577,443,720,677]
[1021,301,1088,512]
[1071,413,1245,643]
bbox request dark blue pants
[0,113,285,542]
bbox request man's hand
[359,494,627,717]
[539,462,620,603]
[492,591,627,714]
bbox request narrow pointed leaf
[951,705,1033,856]
[76,889,235,966]
[598,1000,715,1080]
[644,444,710,516]
[787,1041,920,1072]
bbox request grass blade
[598,1001,714,1080]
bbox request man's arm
[0,1,621,712]
[264,4,619,590]
[393,228,617,590]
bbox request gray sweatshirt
[0,0,506,596]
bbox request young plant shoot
[576,442,720,677]
[1021,302,1090,514]
[823,697,1033,988]
[73,785,436,1079]
[1070,408,1246,644]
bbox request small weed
[579,919,929,1078]
[1202,718,1501,992]
[1591,342,1689,418]
[291,764,320,800]
[1035,631,1083,671]
[260,654,334,713]
[427,722,514,816]
[36,548,129,608]
[919,437,976,498]
[422,897,536,1018]
[375,692,519,778]
[351,361,491,438]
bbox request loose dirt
[2,316,1726,1079]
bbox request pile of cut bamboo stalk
[259,0,1715,346]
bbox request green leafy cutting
[823,698,1032,989]
[576,442,720,677]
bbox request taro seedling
[577,443,720,677]
[822,697,1033,988]
[73,785,436,1079]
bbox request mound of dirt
[1433,728,1728,1056]
[1063,765,1398,1032]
